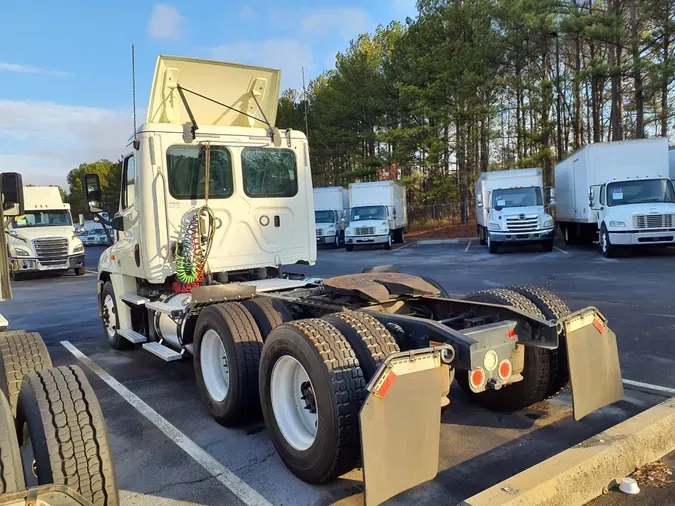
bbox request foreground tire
[507,285,571,398]
[459,289,550,412]
[0,331,53,416]
[242,298,293,341]
[322,311,400,381]
[0,391,24,494]
[194,303,264,426]
[260,319,366,484]
[17,366,118,505]
[101,282,131,350]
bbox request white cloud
[147,4,184,40]
[0,62,72,77]
[212,39,313,91]
[0,100,131,188]
[301,8,369,40]
[238,5,258,21]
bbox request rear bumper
[346,234,390,245]
[609,230,675,245]
[488,228,554,243]
[10,254,84,272]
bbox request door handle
[274,215,280,227]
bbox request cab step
[117,328,147,344]
[120,293,149,306]
[146,300,186,317]
[142,342,183,362]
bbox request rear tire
[0,331,52,417]
[458,289,550,412]
[393,228,405,244]
[0,391,24,494]
[479,226,487,246]
[242,297,293,341]
[259,319,366,484]
[322,311,400,381]
[194,303,264,426]
[16,366,118,505]
[563,225,577,245]
[101,282,131,350]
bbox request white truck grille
[634,214,674,229]
[504,215,539,232]
[354,227,375,236]
[33,238,69,266]
[316,229,322,237]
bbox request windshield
[491,187,543,211]
[350,205,387,222]
[315,210,335,224]
[607,179,675,206]
[12,210,72,228]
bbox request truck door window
[166,145,233,200]
[122,155,136,209]
[242,148,297,198]
[599,185,605,205]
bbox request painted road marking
[464,241,472,252]
[86,269,98,274]
[394,241,415,252]
[622,378,675,396]
[60,341,273,506]
[553,247,569,254]
[647,313,675,319]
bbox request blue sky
[0,0,417,188]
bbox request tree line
[276,0,675,207]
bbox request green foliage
[65,159,120,218]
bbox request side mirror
[477,201,483,209]
[83,174,104,213]
[1,172,24,217]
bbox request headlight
[378,227,389,234]
[14,248,30,257]
[73,244,84,253]
[609,221,626,228]
[346,229,354,236]
[488,223,501,231]
[543,219,554,228]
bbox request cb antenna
[302,66,309,140]
[132,44,139,150]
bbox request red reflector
[499,360,512,380]
[470,369,485,388]
[374,370,397,399]
[508,329,517,339]
[592,318,605,334]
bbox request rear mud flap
[359,346,453,506]
[564,308,623,421]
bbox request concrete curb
[416,237,478,245]
[460,396,675,506]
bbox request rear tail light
[469,368,486,390]
[508,329,517,339]
[498,359,512,380]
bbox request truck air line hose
[172,205,216,293]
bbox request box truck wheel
[458,289,551,411]
[259,319,365,484]
[542,239,554,252]
[16,365,118,505]
[487,234,498,254]
[563,225,577,245]
[75,267,86,276]
[0,390,24,494]
[242,298,293,341]
[599,224,616,258]
[479,226,487,246]
[101,282,131,350]
[385,234,393,250]
[322,311,400,381]
[0,331,52,417]
[393,228,405,244]
[194,303,263,426]
[345,244,354,252]
[506,285,571,398]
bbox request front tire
[479,226,487,246]
[345,244,354,252]
[600,224,616,258]
[542,239,554,252]
[487,234,498,254]
[101,282,131,350]
[259,319,365,484]
[75,267,86,276]
[333,234,340,249]
[384,234,392,250]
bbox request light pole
[552,31,562,161]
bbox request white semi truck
[313,186,348,248]
[6,186,85,278]
[475,168,555,254]
[555,137,675,257]
[82,55,623,503]
[344,181,407,251]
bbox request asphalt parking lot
[1,240,675,505]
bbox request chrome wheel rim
[103,294,116,338]
[200,329,230,402]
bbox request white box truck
[555,137,675,257]
[669,146,674,181]
[344,181,407,251]
[313,186,349,248]
[475,168,555,254]
[6,186,85,278]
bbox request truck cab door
[116,154,144,277]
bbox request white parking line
[553,246,569,254]
[86,269,98,274]
[464,241,472,252]
[647,313,675,319]
[60,341,273,506]
[394,241,415,252]
[622,378,675,396]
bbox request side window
[242,148,298,198]
[166,145,233,199]
[122,155,136,210]
[599,184,606,205]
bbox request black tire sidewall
[0,391,24,493]
[16,379,53,485]
[259,327,340,484]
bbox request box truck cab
[344,181,407,251]
[6,186,85,277]
[555,138,675,257]
[313,186,349,248]
[475,168,555,254]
